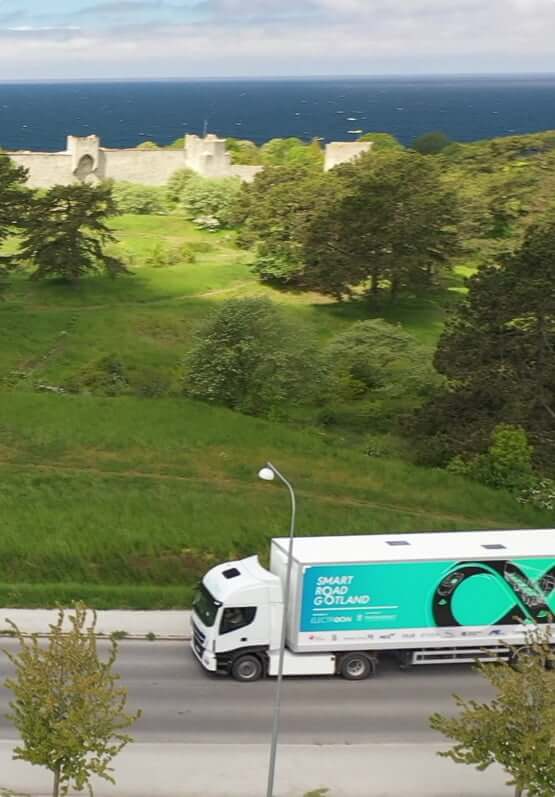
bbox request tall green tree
[165,168,194,209]
[179,175,242,229]
[20,184,126,283]
[4,605,140,797]
[233,165,335,284]
[430,629,555,797]
[304,150,459,298]
[411,220,555,470]
[0,154,30,288]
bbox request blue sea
[1,75,555,152]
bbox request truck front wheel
[231,654,264,682]
[340,653,375,681]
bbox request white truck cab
[191,554,337,681]
[191,556,281,679]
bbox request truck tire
[231,654,263,682]
[340,653,375,681]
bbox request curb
[0,609,193,642]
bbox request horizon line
[1,71,555,84]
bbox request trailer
[191,528,555,681]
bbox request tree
[259,137,324,169]
[225,138,262,165]
[0,154,30,288]
[303,150,459,299]
[3,605,140,797]
[135,141,159,150]
[184,297,321,416]
[448,424,536,494]
[411,220,555,470]
[323,319,437,402]
[412,131,452,155]
[19,184,127,282]
[430,628,555,797]
[165,168,195,209]
[358,132,404,152]
[179,175,242,229]
[233,164,335,284]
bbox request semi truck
[191,528,555,681]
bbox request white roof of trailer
[271,529,554,565]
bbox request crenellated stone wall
[6,133,371,188]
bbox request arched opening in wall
[75,154,95,182]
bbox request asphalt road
[0,640,494,745]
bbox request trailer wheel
[340,653,375,681]
[231,654,263,682]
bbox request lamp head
[258,466,275,482]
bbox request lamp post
[258,462,296,797]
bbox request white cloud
[1,0,555,77]
[7,25,81,31]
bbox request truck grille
[192,621,206,656]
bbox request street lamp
[257,462,296,797]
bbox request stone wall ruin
[6,133,372,188]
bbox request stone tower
[66,135,102,182]
[184,134,233,178]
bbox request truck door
[215,605,270,653]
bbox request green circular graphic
[450,573,514,626]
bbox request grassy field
[0,393,550,608]
[1,214,550,608]
[1,215,459,386]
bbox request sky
[1,0,555,80]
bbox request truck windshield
[193,583,221,627]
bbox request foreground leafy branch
[3,605,141,797]
[430,627,555,797]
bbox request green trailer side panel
[300,557,555,633]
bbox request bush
[447,424,535,493]
[178,175,242,229]
[184,297,321,416]
[518,478,555,511]
[144,242,196,268]
[144,243,177,269]
[412,131,452,155]
[131,368,172,398]
[165,169,195,208]
[323,320,437,402]
[65,355,129,396]
[111,182,167,215]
